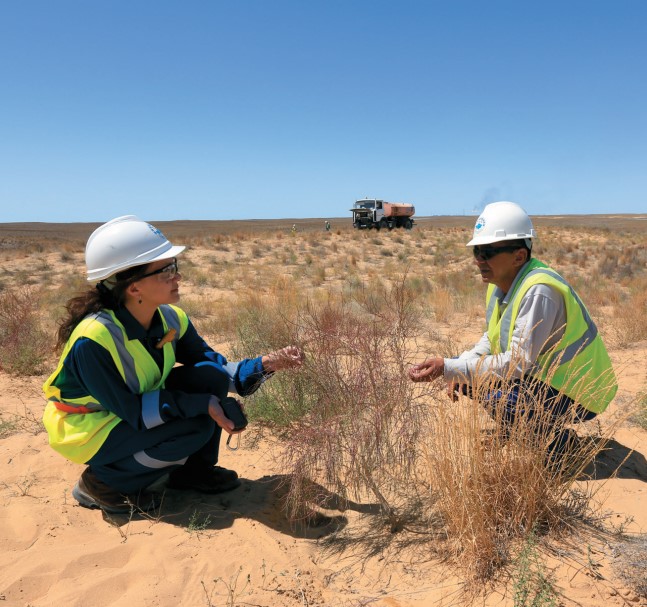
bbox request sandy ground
[1,216,646,606]
[1,339,646,607]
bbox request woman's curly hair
[55,264,149,351]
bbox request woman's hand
[262,345,305,373]
[408,357,444,382]
[208,396,245,435]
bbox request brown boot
[72,468,162,514]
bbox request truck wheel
[353,222,359,229]
[379,218,388,230]
[404,218,413,230]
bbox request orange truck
[350,198,415,230]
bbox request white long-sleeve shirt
[443,267,567,384]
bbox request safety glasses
[472,245,522,261]
[137,259,179,282]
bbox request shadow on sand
[103,473,382,539]
[580,437,647,481]
[101,438,647,544]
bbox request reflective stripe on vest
[92,310,141,393]
[42,304,189,464]
[90,305,183,397]
[43,304,188,414]
[484,259,617,413]
[489,267,598,369]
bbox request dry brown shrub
[405,336,626,589]
[257,278,425,531]
[610,281,647,348]
[0,287,51,375]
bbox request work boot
[167,465,241,494]
[72,468,162,514]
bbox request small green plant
[610,515,635,536]
[187,509,211,534]
[512,531,558,607]
[0,406,42,438]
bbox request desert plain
[0,214,646,607]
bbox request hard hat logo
[474,217,486,233]
[147,224,164,238]
[466,201,535,247]
[85,215,185,282]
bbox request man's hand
[263,345,305,373]
[208,396,245,435]
[408,357,444,382]
[447,382,460,401]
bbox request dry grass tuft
[419,371,616,582]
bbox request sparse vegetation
[417,365,616,583]
[0,287,50,375]
[225,264,625,588]
[612,534,647,599]
[0,415,19,439]
[630,390,647,430]
[187,509,212,534]
[240,278,424,532]
[1,215,646,604]
[512,530,559,607]
[0,404,43,438]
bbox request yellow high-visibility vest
[42,305,189,464]
[485,259,617,413]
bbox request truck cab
[351,199,383,229]
[350,198,414,230]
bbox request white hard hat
[86,215,185,282]
[466,201,536,247]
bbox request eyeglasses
[137,260,179,282]
[472,245,522,261]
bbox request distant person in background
[409,201,617,459]
[325,220,331,232]
[43,215,304,514]
[291,223,297,234]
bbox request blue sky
[1,1,645,222]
